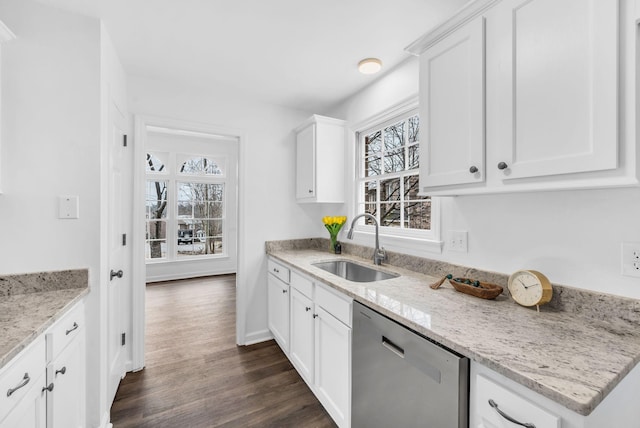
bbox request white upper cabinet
[493,0,618,181]
[419,16,485,188]
[295,115,346,203]
[408,0,636,195]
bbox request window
[356,108,435,242]
[144,151,229,261]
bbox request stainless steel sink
[312,260,399,283]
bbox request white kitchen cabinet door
[267,273,290,354]
[315,306,351,428]
[295,115,346,203]
[296,123,316,200]
[47,333,85,428]
[494,0,618,180]
[0,373,46,428]
[419,16,485,189]
[289,288,314,386]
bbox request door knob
[110,269,123,281]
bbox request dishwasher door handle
[381,336,405,358]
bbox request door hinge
[121,332,126,346]
[123,135,128,147]
[122,233,127,246]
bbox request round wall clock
[507,270,553,309]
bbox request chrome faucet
[346,213,386,265]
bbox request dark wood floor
[110,275,336,428]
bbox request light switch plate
[58,195,79,219]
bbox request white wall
[128,76,337,343]
[0,0,105,426]
[328,58,640,299]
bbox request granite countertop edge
[0,269,89,371]
[266,247,640,417]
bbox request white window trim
[350,95,443,256]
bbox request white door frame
[131,115,247,370]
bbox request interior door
[107,95,130,404]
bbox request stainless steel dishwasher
[352,301,469,428]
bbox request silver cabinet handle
[42,383,54,393]
[488,399,535,428]
[7,373,30,397]
[55,366,67,376]
[66,322,79,335]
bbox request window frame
[144,149,231,263]
[351,97,442,254]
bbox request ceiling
[38,0,467,112]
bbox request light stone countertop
[0,270,89,370]
[267,247,640,416]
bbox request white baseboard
[99,410,112,428]
[242,329,272,346]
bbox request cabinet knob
[66,322,79,335]
[313,314,318,319]
[497,162,508,170]
[308,189,313,193]
[273,268,279,273]
[42,383,54,393]
[305,307,311,312]
[282,289,287,294]
[55,366,67,376]
[469,166,478,174]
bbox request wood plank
[110,275,336,427]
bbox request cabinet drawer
[290,270,313,298]
[268,259,290,284]
[46,302,85,361]
[475,374,560,428]
[0,338,46,422]
[315,283,352,327]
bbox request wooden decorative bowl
[449,278,503,300]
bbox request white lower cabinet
[471,360,640,428]
[289,287,314,385]
[267,259,352,428]
[267,259,291,354]
[314,305,351,428]
[0,300,85,428]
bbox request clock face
[508,270,551,307]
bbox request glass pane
[408,116,419,143]
[408,144,419,170]
[384,121,405,151]
[178,155,224,175]
[365,156,381,177]
[177,240,205,257]
[365,131,382,155]
[380,178,401,202]
[364,181,377,203]
[405,200,431,230]
[177,202,192,217]
[206,237,223,255]
[384,149,405,173]
[380,203,401,228]
[208,202,224,219]
[146,220,166,260]
[146,181,168,219]
[364,204,377,224]
[193,202,207,219]
[404,175,423,200]
[145,152,167,173]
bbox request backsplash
[0,269,89,297]
[266,238,640,327]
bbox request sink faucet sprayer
[346,213,386,265]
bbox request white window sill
[348,230,443,257]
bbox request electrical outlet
[621,242,640,278]
[448,230,468,253]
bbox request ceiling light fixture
[358,58,382,74]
